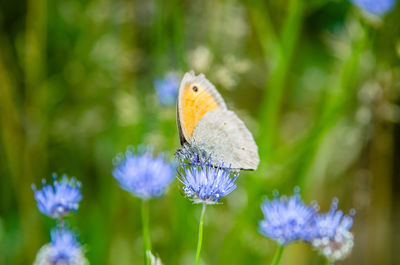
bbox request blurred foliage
[0,0,399,265]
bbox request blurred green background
[0,0,399,264]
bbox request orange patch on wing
[182,84,219,137]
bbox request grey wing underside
[191,109,260,170]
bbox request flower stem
[270,245,284,265]
[141,200,151,265]
[257,0,304,158]
[58,217,64,229]
[195,203,207,265]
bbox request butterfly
[176,71,259,170]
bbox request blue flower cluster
[32,174,82,219]
[154,74,179,106]
[112,146,176,200]
[259,189,355,262]
[32,175,87,265]
[177,159,239,204]
[351,0,396,16]
[30,145,357,264]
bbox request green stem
[58,217,64,230]
[195,203,207,265]
[270,245,284,265]
[141,200,151,265]
[297,20,368,188]
[255,0,304,159]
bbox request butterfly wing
[191,109,260,170]
[177,71,227,144]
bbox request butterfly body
[176,71,259,171]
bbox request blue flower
[258,188,318,245]
[177,159,239,204]
[351,0,396,16]
[49,229,82,263]
[311,199,355,261]
[112,146,176,200]
[32,174,82,218]
[154,74,179,106]
[33,229,88,265]
[312,199,354,239]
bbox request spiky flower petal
[259,189,318,245]
[311,199,355,262]
[32,175,82,219]
[113,146,176,200]
[177,159,239,204]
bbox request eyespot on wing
[177,71,227,143]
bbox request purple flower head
[311,199,355,262]
[113,146,176,200]
[33,229,88,265]
[177,158,239,204]
[258,188,319,245]
[49,229,82,263]
[32,174,82,219]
